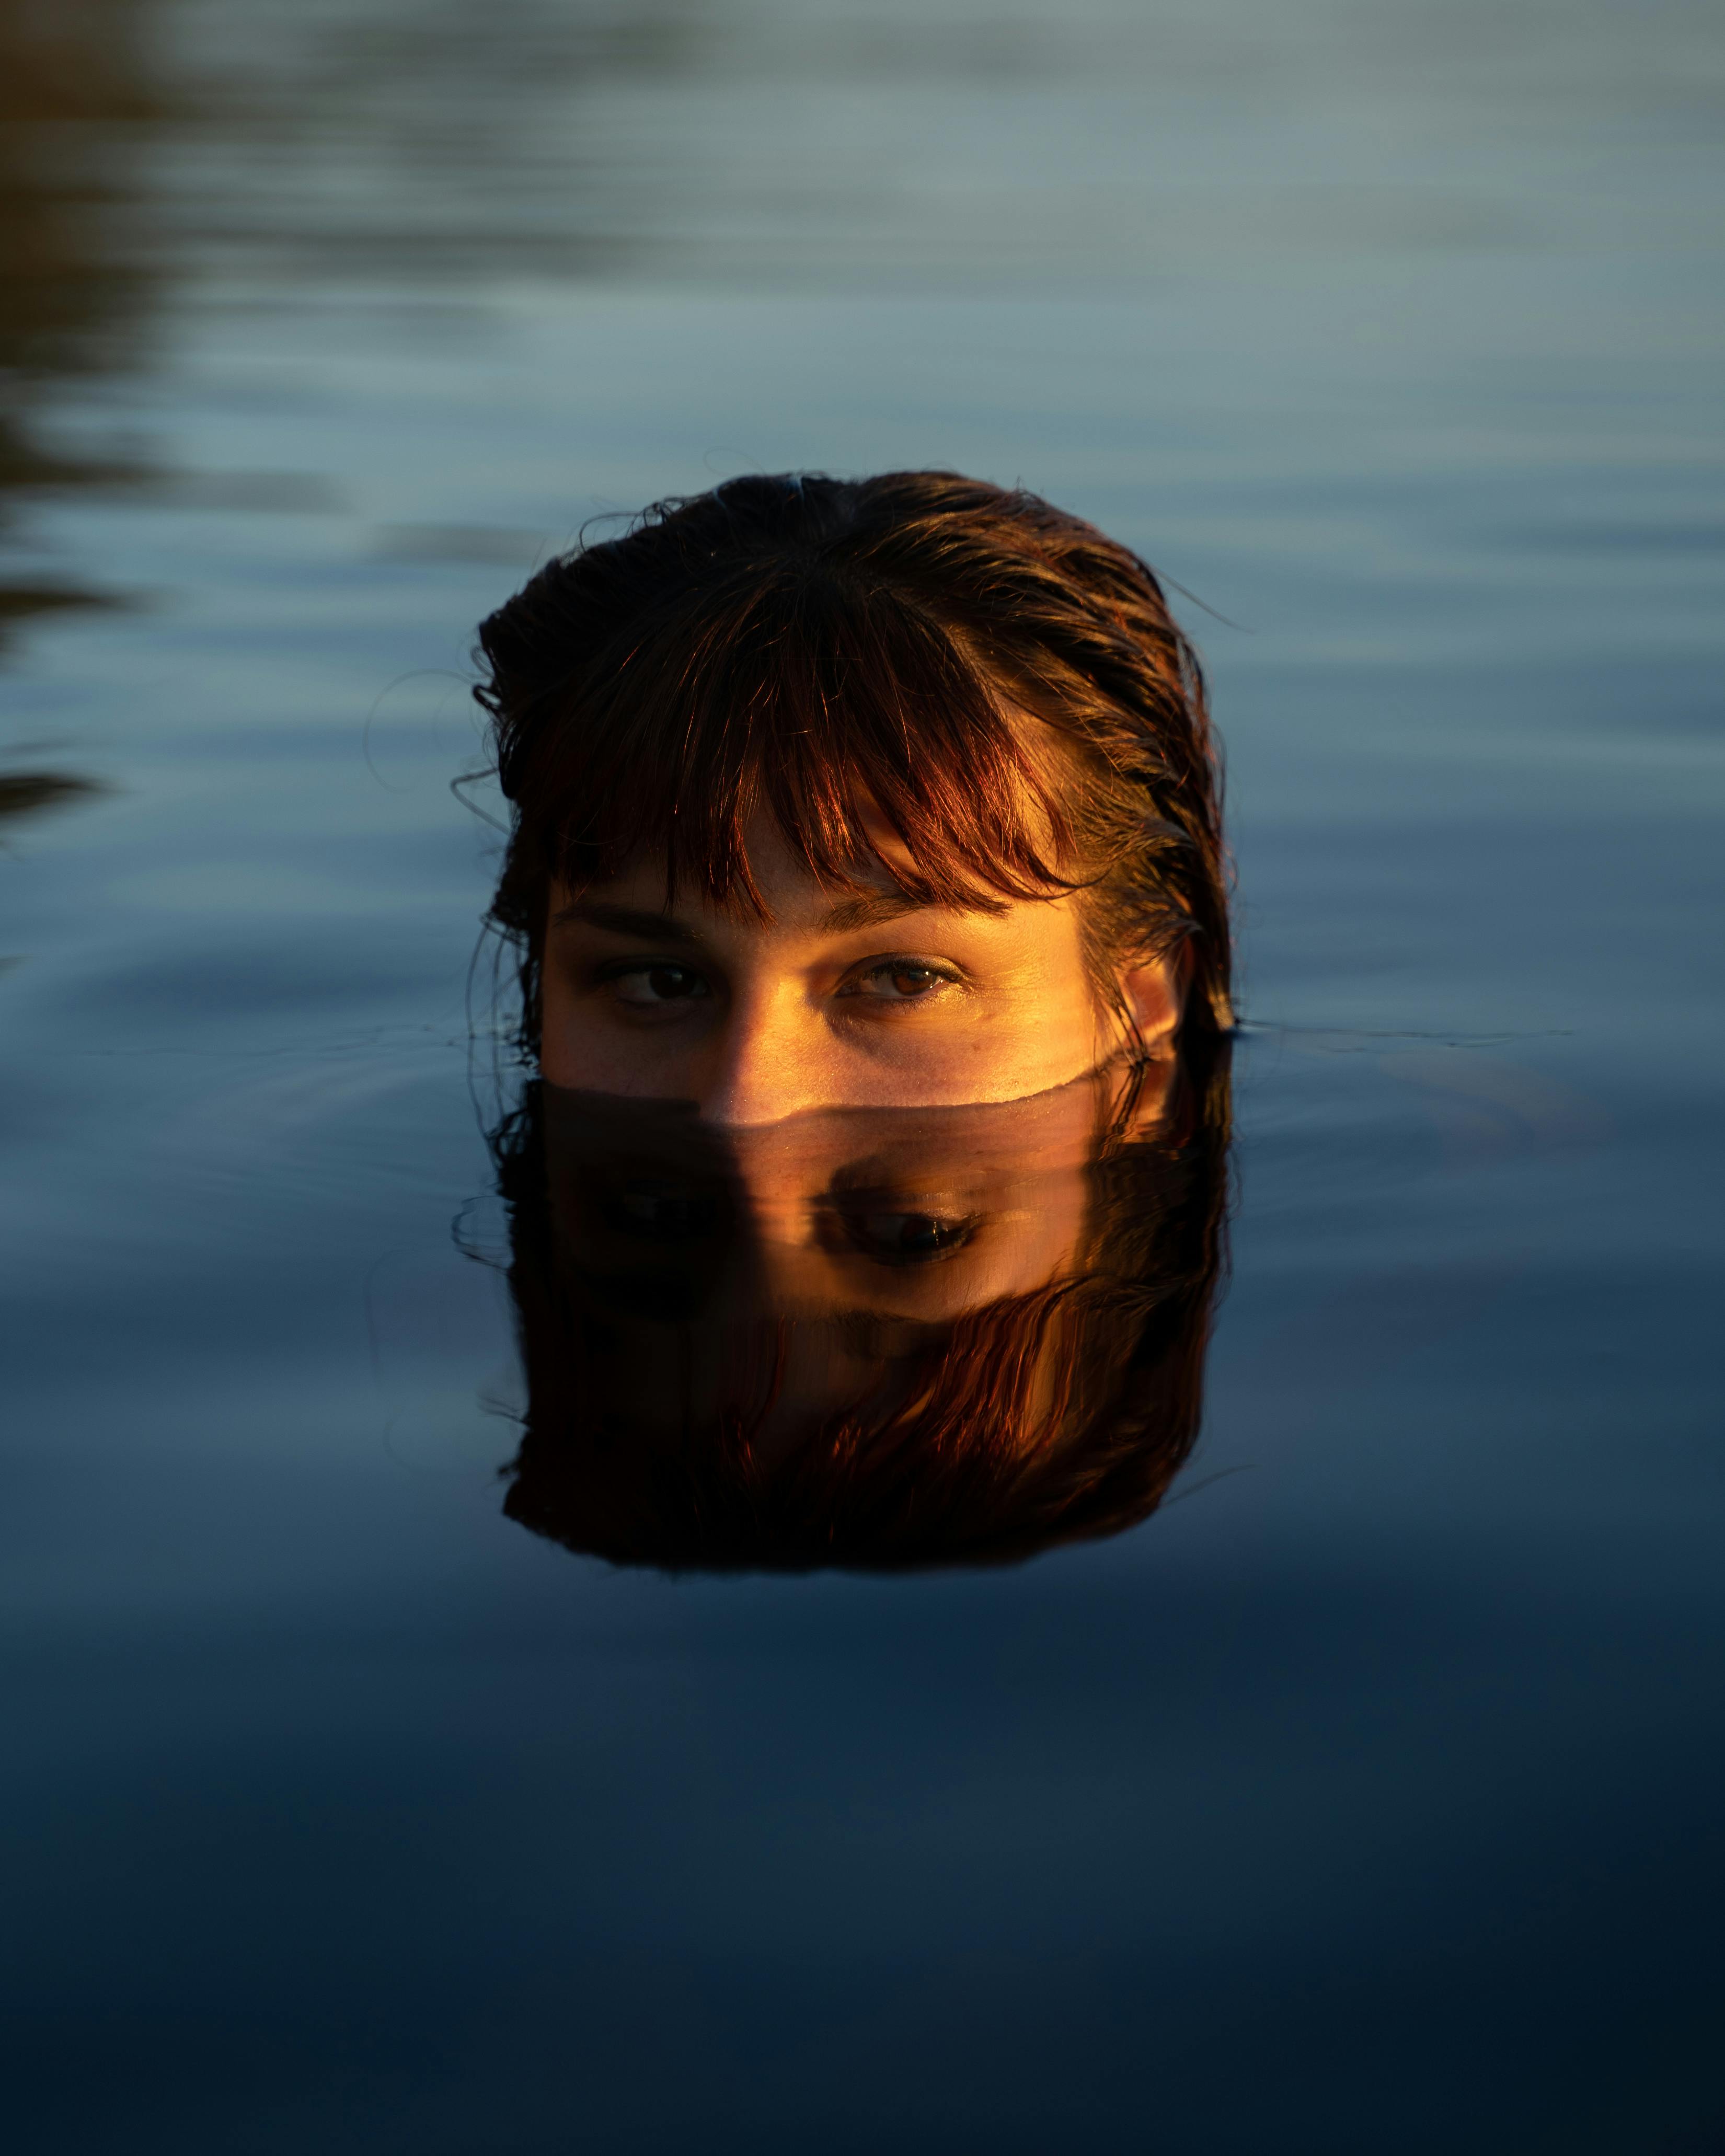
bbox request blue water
[2,2,1722,2147]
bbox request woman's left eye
[846,962,954,1001]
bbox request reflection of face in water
[497,1045,1230,1572]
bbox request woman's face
[540,817,1179,1120]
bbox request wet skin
[539,821,1182,1120]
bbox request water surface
[3,3,1722,2148]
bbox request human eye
[836,1205,981,1266]
[601,961,711,1009]
[838,957,964,1004]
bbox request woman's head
[476,471,1230,1117]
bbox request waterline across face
[539,822,1181,1121]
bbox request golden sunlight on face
[539,819,1179,1120]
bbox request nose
[694,979,825,1126]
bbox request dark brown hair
[474,470,1231,1043]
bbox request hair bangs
[541,571,1079,917]
[477,470,1233,1045]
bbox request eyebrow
[815,891,932,932]
[551,890,939,943]
[551,901,707,946]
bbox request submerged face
[540,818,1180,1119]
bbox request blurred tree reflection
[1,0,160,815]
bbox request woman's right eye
[608,964,710,1006]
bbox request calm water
[3,1,1723,2147]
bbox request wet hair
[492,1039,1230,1573]
[474,470,1231,1045]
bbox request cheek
[537,974,590,1087]
[537,964,681,1091]
[906,977,1106,1102]
[538,958,586,1046]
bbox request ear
[1118,944,1189,1055]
